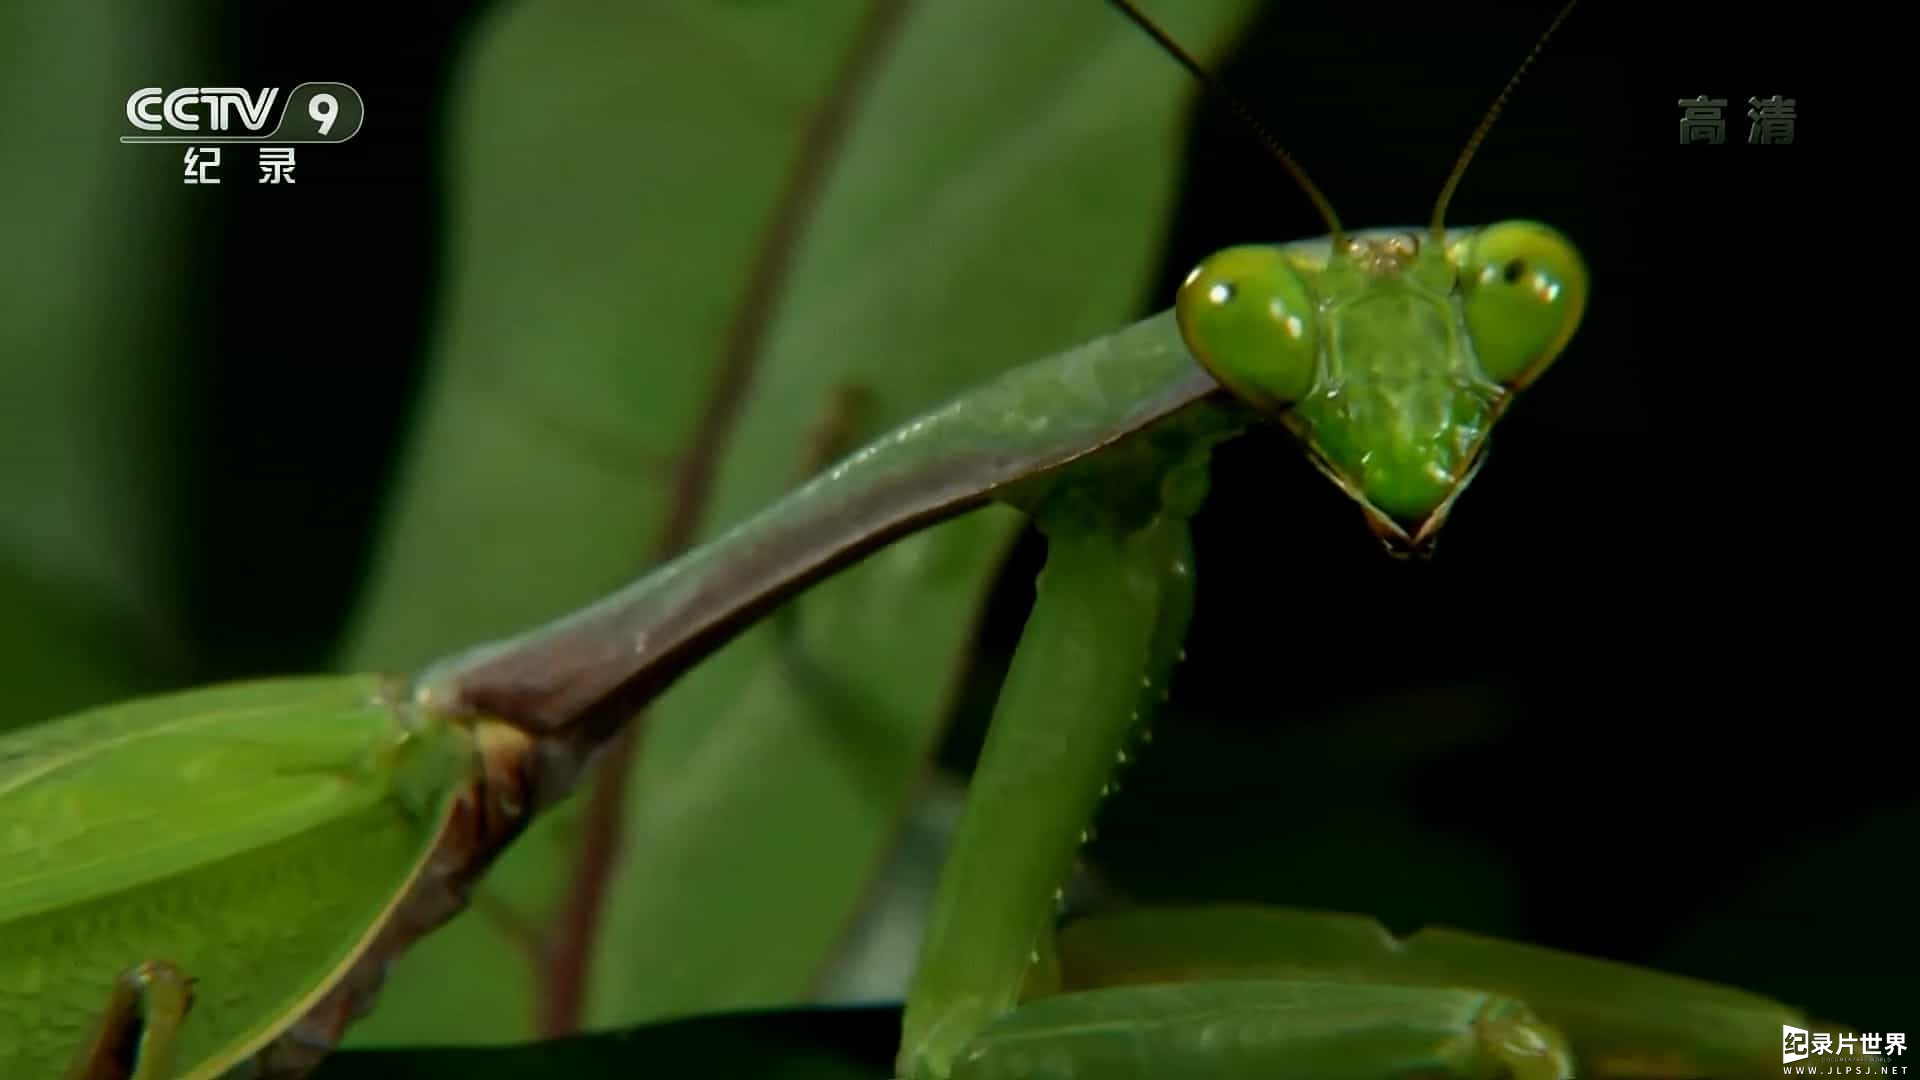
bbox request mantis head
[1110,0,1584,555]
[1176,221,1587,554]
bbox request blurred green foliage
[0,3,210,723]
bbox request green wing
[0,674,471,1077]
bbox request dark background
[163,0,1887,1053]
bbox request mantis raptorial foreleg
[888,422,1577,1080]
[895,407,1230,1078]
[65,961,194,1080]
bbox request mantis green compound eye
[1453,220,1588,390]
[1174,244,1319,411]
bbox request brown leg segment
[64,961,195,1080]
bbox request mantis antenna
[1105,0,1346,251]
[1429,0,1581,248]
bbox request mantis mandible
[0,1,1866,1078]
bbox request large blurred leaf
[0,4,207,723]
[336,0,1261,1047]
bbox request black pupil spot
[1501,258,1526,284]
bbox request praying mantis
[0,1,1877,1078]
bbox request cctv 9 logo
[122,83,364,143]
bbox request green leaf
[336,0,1261,1046]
